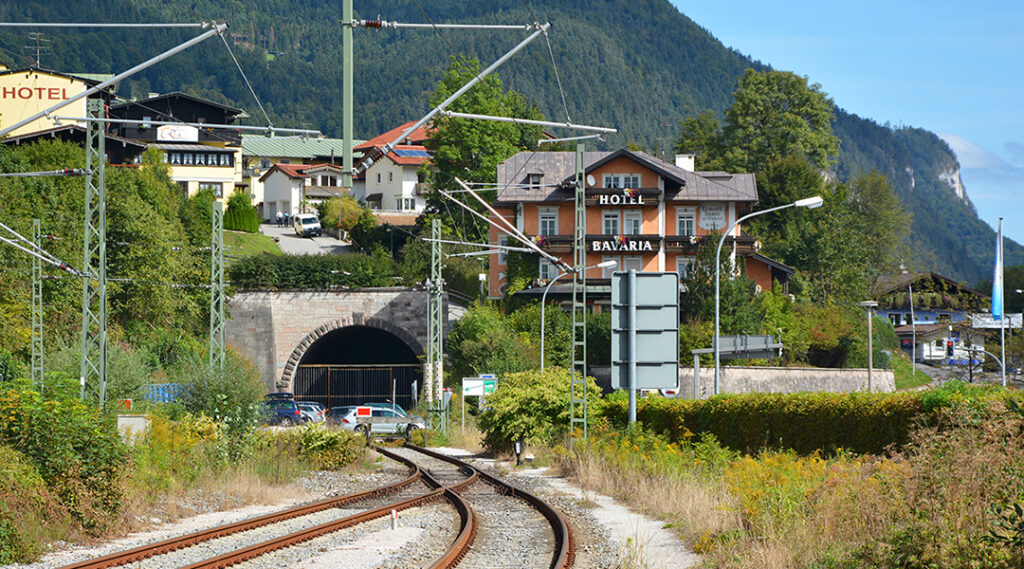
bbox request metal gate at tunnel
[293,364,422,410]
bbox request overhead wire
[218,30,273,128]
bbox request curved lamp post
[714,196,824,394]
[540,259,618,371]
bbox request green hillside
[0,0,1014,282]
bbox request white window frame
[498,236,509,266]
[623,255,643,272]
[676,256,695,279]
[602,211,621,235]
[676,206,696,236]
[624,211,642,235]
[602,256,617,278]
[602,173,642,188]
[538,208,558,236]
[539,259,556,280]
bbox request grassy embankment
[224,229,282,260]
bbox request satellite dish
[586,174,596,187]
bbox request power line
[0,22,209,28]
[218,31,273,128]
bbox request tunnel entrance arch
[286,319,423,410]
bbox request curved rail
[404,444,576,569]
[57,450,424,569]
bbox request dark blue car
[262,398,304,426]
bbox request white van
[294,214,322,237]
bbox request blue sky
[671,1,1024,244]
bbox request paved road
[260,221,352,255]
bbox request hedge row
[228,252,400,290]
[601,384,1015,456]
[224,204,259,233]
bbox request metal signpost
[611,271,680,423]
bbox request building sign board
[596,193,644,206]
[591,238,655,253]
[970,313,1022,329]
[698,202,726,230]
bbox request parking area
[260,221,352,255]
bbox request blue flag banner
[992,220,1003,320]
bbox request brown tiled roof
[258,162,311,182]
[355,121,432,150]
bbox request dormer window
[527,173,542,190]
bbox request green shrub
[478,367,604,450]
[294,425,364,470]
[0,378,128,534]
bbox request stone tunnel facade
[226,289,434,393]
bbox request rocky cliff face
[937,165,974,211]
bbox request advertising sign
[157,124,199,142]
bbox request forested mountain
[0,0,1016,283]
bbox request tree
[722,69,840,173]
[845,170,911,285]
[424,55,545,241]
[447,304,534,381]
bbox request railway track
[52,445,574,569]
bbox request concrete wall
[226,289,433,393]
[680,366,895,399]
[590,365,896,398]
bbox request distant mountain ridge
[0,0,1016,283]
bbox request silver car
[297,401,326,423]
[327,405,425,436]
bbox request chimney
[674,153,695,172]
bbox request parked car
[326,406,358,427]
[328,404,426,436]
[297,401,326,423]
[293,214,322,237]
[262,398,304,426]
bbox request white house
[259,163,347,220]
[354,121,431,214]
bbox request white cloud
[939,133,1008,169]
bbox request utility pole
[79,99,107,405]
[569,144,588,444]
[342,0,353,192]
[31,219,43,387]
[209,201,225,376]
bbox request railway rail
[53,444,574,569]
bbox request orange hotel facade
[487,149,793,300]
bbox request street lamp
[714,196,823,394]
[540,259,617,371]
[478,272,486,299]
[860,300,879,392]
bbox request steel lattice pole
[569,144,588,444]
[209,201,225,376]
[78,99,107,405]
[427,218,444,404]
[31,219,43,387]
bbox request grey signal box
[611,271,680,390]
